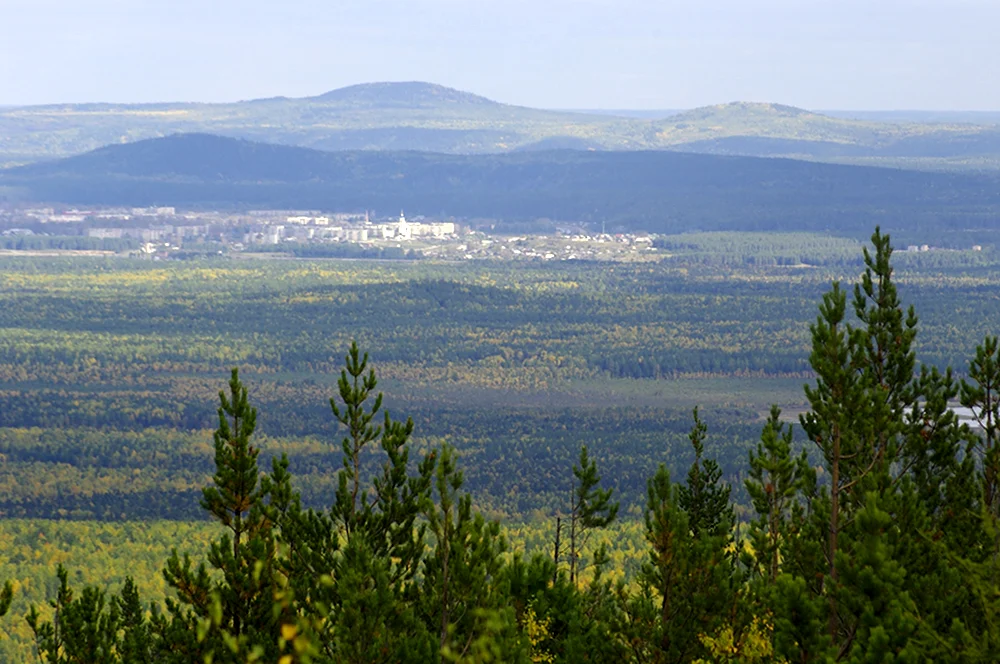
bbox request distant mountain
[2,83,1000,170]
[670,102,815,122]
[5,133,999,244]
[306,81,500,107]
[657,102,1000,163]
[660,102,879,144]
[0,82,624,164]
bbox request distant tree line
[0,236,137,251]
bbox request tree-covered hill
[3,81,1000,168]
[305,81,502,107]
[5,133,1000,243]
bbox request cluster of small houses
[3,206,987,259]
[9,207,458,251]
[245,212,456,245]
[907,243,983,252]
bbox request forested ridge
[5,82,1000,169]
[1,230,1000,662]
[6,133,1000,243]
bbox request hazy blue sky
[1,0,997,110]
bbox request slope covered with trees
[5,134,1000,242]
[4,82,1000,170]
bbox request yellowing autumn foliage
[523,605,555,664]
[693,618,786,664]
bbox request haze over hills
[5,132,1000,245]
[3,82,1000,170]
[304,81,502,108]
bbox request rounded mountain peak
[308,82,501,108]
[670,101,822,123]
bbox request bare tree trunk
[553,517,561,584]
[828,425,840,641]
[569,483,578,585]
[232,412,243,638]
[439,543,450,661]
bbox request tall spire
[397,210,410,240]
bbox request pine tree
[745,405,812,584]
[639,457,736,664]
[566,445,619,585]
[903,365,976,541]
[330,341,384,534]
[161,367,281,662]
[838,496,922,664]
[201,367,272,641]
[678,407,732,539]
[114,578,151,664]
[800,280,868,641]
[641,464,694,662]
[421,444,520,662]
[852,227,918,491]
[794,229,976,659]
[278,342,435,662]
[331,531,435,664]
[771,574,832,664]
[27,565,121,664]
[883,339,999,657]
[961,335,1000,520]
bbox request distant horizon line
[1,78,1000,116]
[3,101,999,117]
[4,101,1000,115]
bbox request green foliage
[2,251,998,522]
[635,426,739,664]
[565,445,619,584]
[771,227,1000,662]
[115,579,152,664]
[330,342,386,531]
[161,367,283,662]
[770,574,831,663]
[836,496,922,664]
[422,444,517,661]
[27,565,121,664]
[745,405,812,584]
[961,335,1000,519]
[4,232,1000,662]
[678,407,733,538]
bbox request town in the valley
[0,205,663,261]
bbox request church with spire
[397,210,411,240]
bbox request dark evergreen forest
[6,134,1000,244]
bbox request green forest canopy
[2,229,1000,662]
